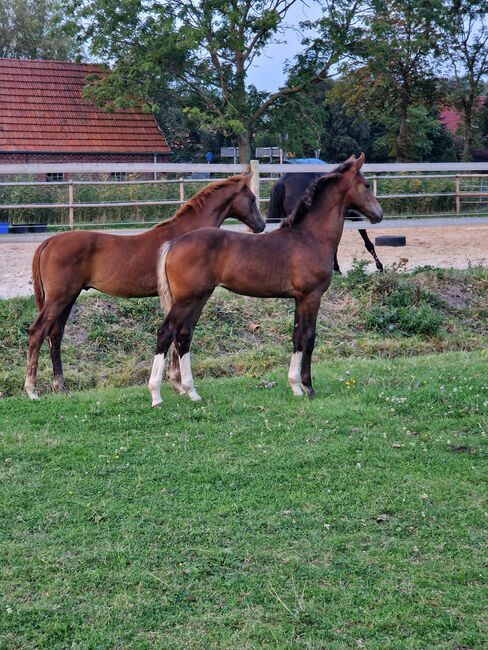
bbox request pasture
[1,352,487,648]
[1,264,487,648]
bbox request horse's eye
[365,183,371,190]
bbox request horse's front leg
[288,294,321,398]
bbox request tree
[255,79,374,161]
[62,0,366,162]
[332,0,445,161]
[0,0,73,59]
[442,0,488,160]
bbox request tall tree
[443,0,488,160]
[62,0,365,162]
[333,0,445,161]
[0,0,72,59]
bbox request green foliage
[0,0,73,59]
[1,351,487,647]
[367,303,443,336]
[334,0,447,161]
[358,263,444,335]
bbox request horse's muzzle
[367,204,383,224]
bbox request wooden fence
[1,160,488,229]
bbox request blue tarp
[284,158,327,164]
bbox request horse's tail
[32,240,49,311]
[157,242,174,312]
[268,180,287,221]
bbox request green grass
[1,265,487,398]
[1,351,487,648]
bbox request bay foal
[149,154,383,407]
[25,174,265,399]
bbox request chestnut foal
[25,174,265,399]
[149,154,383,407]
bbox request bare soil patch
[1,224,487,299]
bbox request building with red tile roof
[440,97,486,136]
[0,58,171,164]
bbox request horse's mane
[153,174,246,229]
[280,160,354,229]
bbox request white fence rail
[1,161,488,229]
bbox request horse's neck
[298,191,347,249]
[199,188,235,226]
[171,188,235,232]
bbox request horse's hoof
[169,380,186,395]
[188,391,201,402]
[290,384,304,397]
[25,384,40,400]
[53,381,69,394]
[151,400,162,408]
[304,386,316,398]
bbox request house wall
[0,152,169,164]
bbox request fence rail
[1,160,488,229]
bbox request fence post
[249,159,260,203]
[372,177,378,196]
[68,182,74,229]
[179,178,185,204]
[455,175,460,214]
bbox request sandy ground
[0,225,487,299]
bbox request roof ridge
[0,57,103,68]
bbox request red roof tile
[0,58,171,154]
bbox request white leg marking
[179,352,201,402]
[288,352,304,397]
[24,379,40,401]
[148,353,166,407]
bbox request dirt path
[1,225,487,299]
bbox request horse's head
[228,174,266,233]
[342,154,383,224]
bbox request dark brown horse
[148,154,383,407]
[25,174,265,400]
[268,171,384,272]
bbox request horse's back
[270,172,323,218]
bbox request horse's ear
[354,152,365,169]
[345,154,356,164]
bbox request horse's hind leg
[25,312,48,400]
[174,295,211,402]
[149,317,177,407]
[25,297,77,399]
[149,296,210,406]
[48,297,78,392]
[359,229,384,272]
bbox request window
[46,172,65,183]
[110,172,127,182]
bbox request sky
[247,1,322,92]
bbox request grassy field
[1,350,487,648]
[1,264,487,398]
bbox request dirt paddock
[0,224,487,300]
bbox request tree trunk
[396,94,409,162]
[462,104,473,162]
[237,131,252,164]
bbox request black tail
[267,181,287,222]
